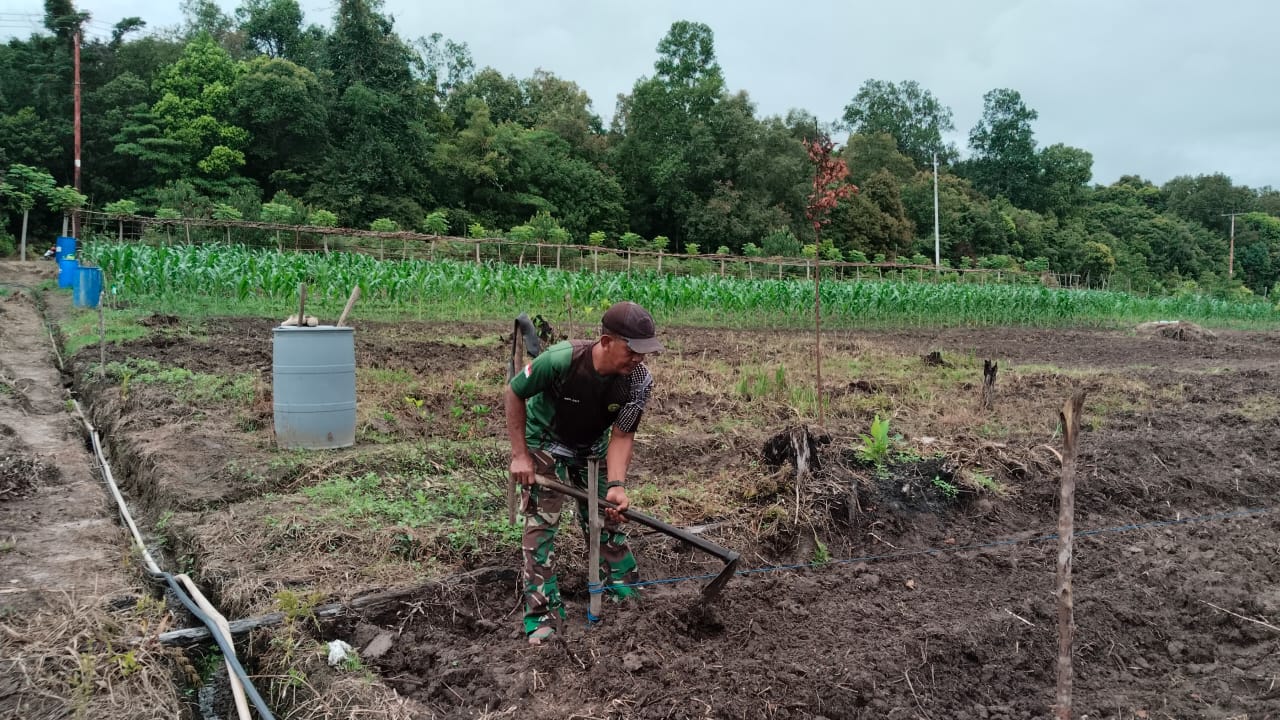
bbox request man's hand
[510,452,535,486]
[604,485,630,524]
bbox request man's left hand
[604,485,630,524]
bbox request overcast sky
[4,0,1276,189]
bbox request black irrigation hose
[157,572,277,720]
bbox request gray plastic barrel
[272,326,356,449]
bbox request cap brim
[626,336,664,354]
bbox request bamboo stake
[1054,390,1086,720]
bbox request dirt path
[0,261,178,719]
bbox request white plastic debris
[327,639,356,667]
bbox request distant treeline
[2,1,1278,298]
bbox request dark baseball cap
[601,301,664,354]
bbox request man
[506,301,663,645]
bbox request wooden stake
[337,286,361,327]
[814,253,824,425]
[588,458,602,620]
[1055,390,1086,720]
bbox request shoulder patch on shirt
[523,363,532,377]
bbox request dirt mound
[1135,320,1216,341]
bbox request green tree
[232,56,328,196]
[1161,173,1258,234]
[212,202,242,242]
[1036,143,1093,217]
[963,88,1041,209]
[235,0,306,60]
[761,228,801,257]
[841,79,956,167]
[1080,240,1116,282]
[829,169,913,260]
[421,210,449,236]
[103,199,139,241]
[42,0,90,40]
[610,21,726,243]
[0,108,63,174]
[2,164,56,259]
[521,70,606,161]
[181,0,236,45]
[46,185,86,236]
[842,132,917,185]
[413,32,475,106]
[260,200,294,249]
[314,0,430,225]
[308,208,337,226]
[131,34,251,197]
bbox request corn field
[87,242,1280,328]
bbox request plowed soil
[4,260,1278,719]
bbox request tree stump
[981,359,999,410]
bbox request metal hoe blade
[535,477,740,601]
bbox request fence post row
[78,211,1059,287]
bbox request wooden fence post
[1055,390,1086,720]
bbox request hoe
[506,314,739,602]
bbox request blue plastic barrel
[55,236,76,261]
[57,257,79,288]
[74,266,103,308]
[272,326,357,449]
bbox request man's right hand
[510,452,535,486]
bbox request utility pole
[1222,212,1247,279]
[73,28,82,238]
[932,151,941,269]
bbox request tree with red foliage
[804,135,857,425]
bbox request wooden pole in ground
[1054,390,1086,720]
[587,457,602,620]
[813,254,824,425]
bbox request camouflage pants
[522,458,639,635]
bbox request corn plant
[858,415,893,466]
[85,241,1280,329]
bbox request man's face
[602,334,646,375]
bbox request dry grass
[253,627,419,720]
[0,589,181,720]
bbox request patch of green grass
[61,308,150,356]
[359,367,415,385]
[1238,395,1280,421]
[438,334,498,348]
[105,358,257,405]
[964,469,1008,496]
[811,538,830,565]
[735,364,788,401]
[301,470,519,550]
